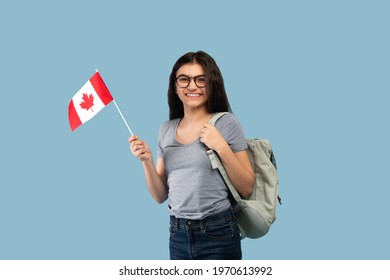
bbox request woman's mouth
[185,93,202,97]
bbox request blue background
[1,0,389,260]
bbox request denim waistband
[170,208,235,230]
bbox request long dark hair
[167,51,232,120]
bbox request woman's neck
[182,108,212,125]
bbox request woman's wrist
[215,141,230,157]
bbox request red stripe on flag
[68,100,82,131]
[90,72,114,105]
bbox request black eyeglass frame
[175,74,209,88]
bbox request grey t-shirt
[157,112,247,219]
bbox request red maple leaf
[80,93,94,112]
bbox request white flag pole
[95,69,134,136]
[112,100,134,136]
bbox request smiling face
[175,63,209,111]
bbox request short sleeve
[156,119,179,158]
[214,113,247,152]
[156,123,165,158]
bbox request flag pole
[95,69,134,136]
[112,100,134,136]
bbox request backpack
[207,112,280,239]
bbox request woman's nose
[187,78,197,90]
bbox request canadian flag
[68,72,113,131]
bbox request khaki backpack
[208,112,281,239]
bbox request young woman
[129,51,254,260]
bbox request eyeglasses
[175,74,208,88]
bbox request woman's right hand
[128,135,152,162]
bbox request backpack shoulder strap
[209,112,228,126]
[207,149,243,204]
[207,112,242,204]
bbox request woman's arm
[215,147,254,198]
[129,136,168,203]
[200,124,255,198]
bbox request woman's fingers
[128,135,150,161]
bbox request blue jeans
[169,208,242,260]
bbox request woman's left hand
[199,123,228,152]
